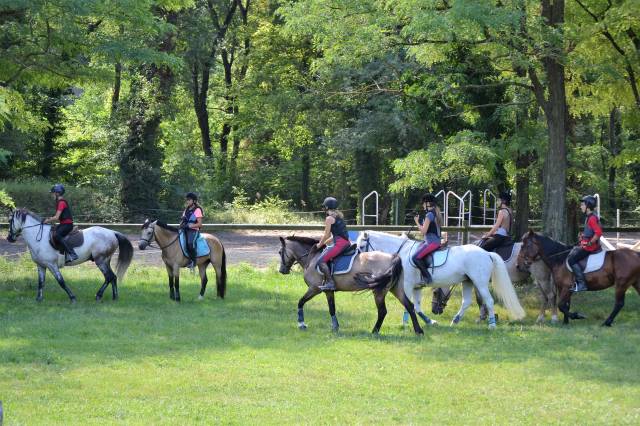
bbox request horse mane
[534,233,572,266]
[155,220,180,233]
[17,208,43,223]
[285,236,319,246]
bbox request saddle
[494,242,516,262]
[408,242,450,270]
[178,231,211,259]
[565,247,605,274]
[49,225,84,254]
[316,243,359,276]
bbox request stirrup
[318,281,336,291]
[572,281,588,292]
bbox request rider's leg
[186,229,197,268]
[56,223,78,261]
[317,237,349,291]
[568,247,590,292]
[412,241,440,283]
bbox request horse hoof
[298,322,307,330]
[198,295,204,301]
[602,322,612,327]
[70,298,77,304]
[536,315,545,324]
[574,313,587,320]
[331,326,339,332]
[551,316,559,323]
[175,298,181,303]
[96,296,102,302]
[488,323,497,330]
[428,319,438,326]
[36,297,43,303]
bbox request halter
[432,283,459,311]
[279,243,311,271]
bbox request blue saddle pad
[408,241,449,268]
[316,246,359,275]
[179,231,211,258]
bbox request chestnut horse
[518,230,640,326]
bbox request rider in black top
[43,184,78,262]
[480,191,513,252]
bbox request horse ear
[279,236,285,245]
[527,229,535,236]
[141,218,149,229]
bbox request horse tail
[354,254,403,291]
[488,252,526,320]
[115,232,133,283]
[217,244,227,299]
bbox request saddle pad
[495,243,516,262]
[49,226,84,252]
[315,245,359,275]
[179,231,211,258]
[565,249,606,274]
[408,241,450,268]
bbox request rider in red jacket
[568,195,602,292]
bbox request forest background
[1,0,639,242]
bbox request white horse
[357,230,526,328]
[6,208,133,302]
[430,241,557,324]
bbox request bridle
[7,212,45,242]
[279,243,311,271]
[140,224,179,250]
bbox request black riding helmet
[499,190,512,206]
[322,197,338,210]
[422,193,437,205]
[581,195,597,210]
[185,192,198,202]
[50,183,65,195]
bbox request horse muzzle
[6,235,16,243]
[138,241,147,250]
[279,265,290,275]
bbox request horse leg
[412,287,434,326]
[534,279,547,323]
[48,265,76,303]
[474,287,487,322]
[297,286,322,330]
[325,291,339,331]
[391,285,424,334]
[475,283,497,329]
[557,286,572,325]
[95,258,116,302]
[402,287,422,326]
[198,263,208,300]
[603,285,627,327]
[371,290,388,334]
[166,264,175,300]
[36,265,46,302]
[451,282,473,326]
[174,268,181,302]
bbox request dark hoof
[416,329,425,335]
[36,296,43,303]
[70,297,77,304]
[602,322,612,327]
[574,313,586,320]
[175,297,181,302]
[169,294,176,300]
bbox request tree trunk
[608,107,620,209]
[41,88,64,178]
[514,153,531,239]
[301,150,310,209]
[192,63,213,157]
[110,62,122,118]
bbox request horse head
[278,236,317,274]
[431,286,454,315]
[517,230,542,272]
[6,209,29,243]
[138,219,156,250]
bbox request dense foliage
[1,0,639,238]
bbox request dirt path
[0,230,321,268]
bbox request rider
[412,193,443,283]
[316,197,350,291]
[480,190,513,252]
[568,195,602,292]
[180,192,204,268]
[43,184,78,262]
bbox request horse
[518,230,640,326]
[278,236,424,335]
[6,208,133,302]
[357,231,526,329]
[138,219,226,301]
[431,241,557,323]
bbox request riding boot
[571,265,588,292]
[60,238,78,262]
[415,257,433,284]
[317,263,336,291]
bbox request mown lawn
[1,256,639,425]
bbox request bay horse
[518,230,640,326]
[6,208,133,302]
[431,241,557,323]
[278,236,423,335]
[138,220,226,301]
[357,231,526,329]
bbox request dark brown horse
[518,230,640,326]
[279,236,423,335]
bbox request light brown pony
[518,230,640,326]
[278,236,423,335]
[139,220,226,301]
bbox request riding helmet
[322,197,338,210]
[50,184,65,195]
[422,193,437,205]
[499,190,512,206]
[581,195,597,210]
[185,192,198,201]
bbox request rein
[9,214,46,242]
[142,226,180,250]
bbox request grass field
[1,256,639,425]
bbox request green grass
[1,256,640,425]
